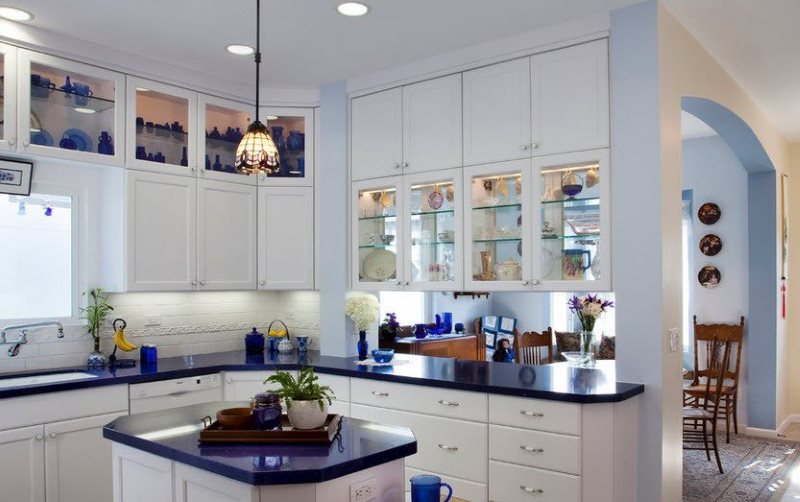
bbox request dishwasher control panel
[130,373,222,400]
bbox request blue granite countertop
[0,350,643,403]
[103,402,417,485]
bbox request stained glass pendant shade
[235,0,280,175]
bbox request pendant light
[235,0,280,175]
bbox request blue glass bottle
[213,154,222,171]
[98,131,114,155]
[180,146,188,166]
[252,393,282,430]
[245,327,265,354]
[357,330,369,361]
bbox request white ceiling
[16,0,639,89]
[664,0,800,141]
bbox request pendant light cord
[254,0,261,121]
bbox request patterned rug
[683,433,800,501]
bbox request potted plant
[378,312,400,345]
[264,367,335,429]
[80,288,113,368]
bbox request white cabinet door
[222,372,276,401]
[126,170,197,291]
[197,179,257,290]
[402,74,462,173]
[44,412,127,502]
[0,425,45,502]
[0,43,17,152]
[351,88,403,181]
[463,58,531,166]
[174,463,256,502]
[531,39,609,156]
[257,187,314,290]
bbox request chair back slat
[515,329,553,365]
[702,336,732,424]
[692,316,745,386]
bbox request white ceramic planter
[287,400,329,429]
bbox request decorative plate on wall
[698,202,721,225]
[698,265,721,288]
[699,234,722,256]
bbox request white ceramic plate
[363,249,396,280]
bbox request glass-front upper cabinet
[19,50,125,165]
[463,160,533,291]
[198,94,255,185]
[0,43,17,152]
[403,169,462,290]
[126,76,197,175]
[352,177,404,291]
[258,107,314,187]
[532,149,610,291]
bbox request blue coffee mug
[410,474,452,502]
[295,336,311,353]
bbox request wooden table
[383,334,479,360]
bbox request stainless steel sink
[0,371,99,390]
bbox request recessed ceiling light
[226,44,255,56]
[337,2,369,17]
[266,115,279,121]
[0,6,33,22]
[74,107,96,114]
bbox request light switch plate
[668,328,680,352]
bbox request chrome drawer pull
[438,399,459,406]
[520,486,544,494]
[371,391,389,397]
[520,410,544,418]
[438,444,459,451]
[520,445,544,453]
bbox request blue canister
[140,344,157,364]
[245,327,265,354]
[252,393,282,430]
[295,335,310,354]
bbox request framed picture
[0,158,33,196]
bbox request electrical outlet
[350,477,377,502]
[668,328,680,352]
[144,315,161,327]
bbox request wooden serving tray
[199,414,343,444]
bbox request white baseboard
[777,414,800,436]
[745,426,779,439]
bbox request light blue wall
[491,293,552,332]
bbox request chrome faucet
[1,321,64,357]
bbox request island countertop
[103,401,417,485]
[0,350,644,403]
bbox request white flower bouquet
[345,293,380,333]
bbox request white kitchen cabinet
[44,412,127,502]
[350,88,403,181]
[402,74,462,174]
[463,58,532,166]
[0,43,17,152]
[112,443,174,502]
[125,170,197,291]
[222,371,276,401]
[175,462,256,502]
[531,39,609,156]
[197,179,257,290]
[0,425,45,502]
[257,187,314,290]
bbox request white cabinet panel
[315,373,350,402]
[350,379,486,422]
[197,179,257,290]
[257,187,314,290]
[174,463,255,502]
[222,371,275,401]
[126,170,197,291]
[489,425,581,475]
[45,412,127,502]
[112,443,173,502]
[351,88,403,181]
[489,460,580,502]
[0,425,45,502]
[463,58,531,165]
[402,74,462,173]
[531,39,609,156]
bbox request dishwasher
[129,374,222,414]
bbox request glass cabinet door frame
[125,76,197,175]
[259,106,314,187]
[531,148,611,292]
[18,49,126,166]
[463,159,533,291]
[351,176,405,291]
[0,43,17,152]
[197,93,256,186]
[402,168,464,291]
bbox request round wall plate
[698,265,721,288]
[698,202,721,225]
[699,234,722,256]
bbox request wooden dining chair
[684,316,744,443]
[683,336,731,474]
[514,329,553,365]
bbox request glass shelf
[541,234,600,240]
[136,127,189,144]
[410,209,455,217]
[31,85,115,113]
[412,240,455,247]
[472,203,521,211]
[474,237,522,243]
[541,196,599,205]
[358,214,397,221]
[358,244,397,249]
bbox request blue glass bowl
[371,349,395,363]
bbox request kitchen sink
[0,371,99,390]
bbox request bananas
[113,328,137,352]
[268,328,288,338]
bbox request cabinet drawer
[489,425,581,475]
[316,373,350,402]
[489,395,580,435]
[351,379,487,422]
[489,460,580,502]
[351,404,487,483]
[406,466,487,502]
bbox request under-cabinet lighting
[337,2,369,17]
[411,181,453,190]
[226,44,255,56]
[135,87,149,92]
[0,6,33,22]
[472,174,521,183]
[540,163,600,175]
[74,107,95,114]
[360,189,396,196]
[266,115,279,120]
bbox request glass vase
[357,330,369,361]
[580,330,596,366]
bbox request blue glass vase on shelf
[286,130,303,151]
[98,131,114,156]
[180,146,188,166]
[213,154,222,171]
[271,126,286,153]
[357,331,369,361]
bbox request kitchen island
[103,401,416,502]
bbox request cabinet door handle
[226,377,233,384]
[35,434,43,441]
[191,280,198,287]
[394,279,401,286]
[520,445,544,453]
[7,138,15,146]
[437,444,459,451]
[530,143,538,150]
[23,139,30,147]
[520,144,529,151]
[371,391,389,397]
[404,281,410,286]
[520,410,544,418]
[393,162,401,169]
[48,432,57,439]
[520,486,544,494]
[531,279,540,286]
[402,161,409,168]
[191,166,197,173]
[258,280,266,286]
[438,399,459,407]
[199,280,206,286]
[522,280,530,287]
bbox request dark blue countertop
[103,402,417,485]
[0,350,644,403]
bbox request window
[379,291,429,327]
[0,192,74,320]
[550,291,616,335]
[681,191,693,352]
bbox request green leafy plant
[80,288,113,352]
[264,367,334,411]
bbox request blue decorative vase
[213,154,222,171]
[414,324,427,339]
[180,146,188,166]
[135,146,147,159]
[87,351,106,369]
[205,154,211,170]
[286,130,303,151]
[153,152,166,163]
[271,126,286,152]
[98,131,114,155]
[442,312,453,334]
[357,331,369,361]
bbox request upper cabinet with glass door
[198,94,255,185]
[0,43,17,152]
[533,149,610,291]
[352,177,403,291]
[258,107,314,186]
[18,50,126,165]
[126,76,197,175]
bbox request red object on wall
[781,278,786,319]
